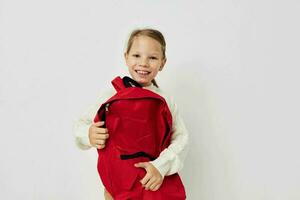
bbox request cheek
[152,69,160,76]
[131,61,138,67]
[126,58,134,65]
[127,62,135,69]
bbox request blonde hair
[125,28,166,88]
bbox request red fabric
[94,76,186,199]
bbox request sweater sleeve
[150,97,189,177]
[72,90,114,150]
[72,103,98,150]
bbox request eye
[149,56,158,60]
[132,54,140,58]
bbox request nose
[139,57,149,67]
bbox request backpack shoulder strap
[111,76,142,92]
[111,76,126,92]
[122,76,142,88]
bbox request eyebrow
[131,51,160,56]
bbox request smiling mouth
[135,70,150,75]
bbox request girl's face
[124,35,166,87]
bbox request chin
[136,80,151,87]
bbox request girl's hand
[88,121,109,149]
[134,162,164,191]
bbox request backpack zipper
[105,103,110,112]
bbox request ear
[124,52,129,65]
[159,58,167,71]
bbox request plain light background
[1,0,299,199]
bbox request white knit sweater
[73,83,189,177]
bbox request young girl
[73,28,189,199]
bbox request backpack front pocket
[114,116,155,155]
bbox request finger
[95,144,105,149]
[148,181,159,191]
[140,173,151,186]
[94,121,105,127]
[145,177,157,190]
[151,183,162,191]
[134,162,149,169]
[95,127,108,134]
[95,133,109,140]
[95,139,105,145]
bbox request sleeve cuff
[149,149,177,177]
[150,158,171,177]
[74,124,93,150]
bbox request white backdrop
[1,0,299,199]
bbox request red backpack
[94,76,186,200]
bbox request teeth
[136,70,150,75]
